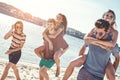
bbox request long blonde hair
[102,9,117,30]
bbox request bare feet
[56,66,60,77]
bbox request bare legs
[54,49,61,77]
[39,66,49,80]
[1,62,20,80]
[105,61,115,80]
[34,46,45,58]
[62,55,86,80]
[62,55,116,80]
[12,64,20,80]
[54,48,68,77]
[1,63,11,80]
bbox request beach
[0,13,120,80]
[0,59,120,80]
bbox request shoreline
[0,59,120,80]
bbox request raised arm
[4,25,14,40]
[84,28,110,50]
[84,36,109,50]
[85,28,118,48]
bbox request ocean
[0,13,120,76]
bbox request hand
[5,50,13,54]
[105,47,110,51]
[11,24,15,31]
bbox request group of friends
[0,10,119,80]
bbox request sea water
[0,13,120,76]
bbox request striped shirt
[10,31,26,48]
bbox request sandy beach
[0,59,120,80]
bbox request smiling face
[47,22,55,30]
[103,12,115,24]
[47,19,56,31]
[56,14,63,24]
[14,21,23,34]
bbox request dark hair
[58,13,67,34]
[95,19,110,32]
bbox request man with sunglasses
[77,19,113,80]
[63,10,119,80]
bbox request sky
[0,0,120,44]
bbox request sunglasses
[105,14,113,19]
[16,26,22,29]
[95,32,103,36]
